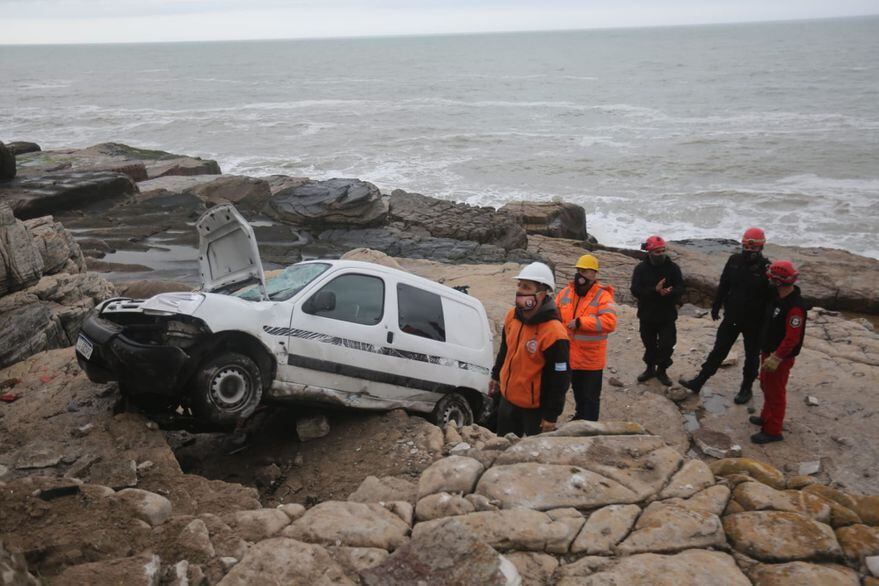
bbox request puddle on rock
[683,412,700,432]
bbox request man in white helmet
[489,262,571,436]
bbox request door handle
[387,331,394,344]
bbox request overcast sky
[2,0,878,45]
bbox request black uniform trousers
[639,319,676,370]
[700,318,761,386]
[571,370,603,421]
[496,396,542,437]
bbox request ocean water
[2,17,878,257]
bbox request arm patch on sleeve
[554,362,568,372]
[789,315,802,328]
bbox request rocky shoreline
[1,140,878,584]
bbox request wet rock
[176,518,215,560]
[659,459,716,499]
[0,171,137,219]
[347,475,418,505]
[418,455,484,498]
[555,549,749,586]
[412,509,583,554]
[504,552,558,586]
[296,414,330,441]
[6,141,40,155]
[499,200,586,240]
[416,492,476,522]
[747,561,859,585]
[569,503,641,554]
[223,508,291,542]
[270,178,387,227]
[723,511,842,562]
[0,142,15,180]
[709,458,786,489]
[390,189,527,250]
[217,538,352,585]
[0,540,39,585]
[694,428,742,459]
[53,553,161,586]
[186,175,271,210]
[361,519,520,586]
[283,501,410,550]
[114,488,173,526]
[617,501,726,554]
[835,524,879,564]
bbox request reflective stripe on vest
[574,333,608,341]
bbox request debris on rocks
[798,461,822,476]
[721,352,738,367]
[297,414,331,442]
[693,429,742,459]
[70,423,94,438]
[805,396,820,406]
[608,377,625,388]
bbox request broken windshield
[232,262,331,301]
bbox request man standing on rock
[555,254,617,420]
[630,236,683,387]
[489,262,571,436]
[681,228,771,403]
[750,261,807,444]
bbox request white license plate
[76,335,94,360]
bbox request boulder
[723,511,842,562]
[24,216,86,275]
[709,458,786,490]
[664,485,732,517]
[0,203,44,294]
[658,460,716,499]
[327,546,389,578]
[389,189,527,250]
[53,554,162,586]
[504,552,558,586]
[747,561,860,585]
[296,414,330,441]
[835,524,879,564]
[6,142,40,156]
[360,519,520,586]
[500,200,587,240]
[0,142,15,180]
[176,518,216,560]
[416,492,476,522]
[418,456,485,498]
[283,501,411,550]
[732,482,831,524]
[616,501,726,554]
[113,488,173,526]
[570,503,641,554]
[223,508,292,542]
[347,475,418,505]
[555,549,750,586]
[0,171,137,219]
[141,174,272,211]
[545,420,647,437]
[854,495,879,526]
[216,538,353,585]
[270,178,387,226]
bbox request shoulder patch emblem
[525,339,539,354]
[789,315,802,328]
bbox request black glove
[711,305,721,321]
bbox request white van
[75,204,494,429]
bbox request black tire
[192,352,263,427]
[432,392,474,428]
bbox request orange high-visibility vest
[499,308,569,409]
[556,282,617,370]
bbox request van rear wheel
[432,392,473,428]
[192,352,263,428]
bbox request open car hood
[196,204,267,298]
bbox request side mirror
[305,290,336,313]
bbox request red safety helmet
[742,227,766,250]
[643,235,666,252]
[767,260,798,285]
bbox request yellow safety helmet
[575,254,600,271]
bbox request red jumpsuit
[759,302,806,436]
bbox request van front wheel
[432,392,473,428]
[192,352,263,427]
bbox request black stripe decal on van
[287,354,460,394]
[264,326,490,375]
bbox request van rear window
[397,283,446,342]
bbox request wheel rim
[208,367,251,413]
[443,402,467,427]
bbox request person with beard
[555,254,617,421]
[680,228,772,404]
[630,236,684,387]
[490,262,571,437]
[749,260,806,444]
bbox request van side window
[304,274,384,326]
[397,283,446,342]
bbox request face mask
[769,278,782,288]
[516,293,538,310]
[743,248,761,260]
[574,273,588,287]
[649,253,666,266]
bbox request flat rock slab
[664,485,732,517]
[835,524,879,563]
[412,509,584,554]
[555,549,750,586]
[347,475,418,505]
[709,458,786,490]
[658,459,716,499]
[217,538,353,585]
[570,504,641,554]
[616,501,726,554]
[271,178,387,226]
[476,463,640,511]
[723,511,842,562]
[283,501,411,550]
[53,554,161,586]
[418,455,484,498]
[0,171,137,220]
[494,435,682,501]
[748,561,860,586]
[733,482,831,524]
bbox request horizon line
[2,12,878,48]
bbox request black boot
[734,382,753,405]
[655,368,672,387]
[749,415,764,426]
[637,365,655,383]
[750,431,783,444]
[679,373,706,393]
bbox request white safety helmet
[514,262,556,292]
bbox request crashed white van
[76,204,494,428]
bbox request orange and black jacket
[490,296,570,422]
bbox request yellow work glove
[762,353,782,373]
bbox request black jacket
[761,286,807,357]
[630,257,684,323]
[491,296,571,422]
[713,252,771,324]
